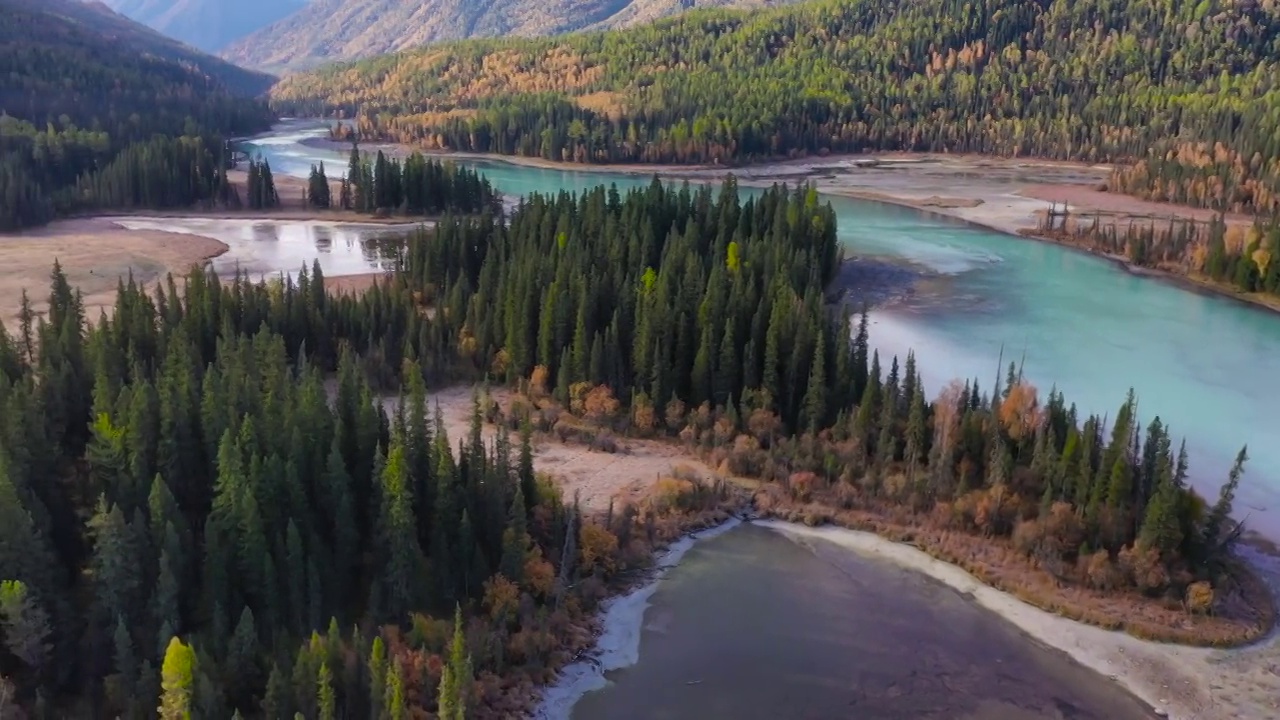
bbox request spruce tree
[437,606,472,720]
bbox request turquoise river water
[241,122,1280,538]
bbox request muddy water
[573,524,1154,720]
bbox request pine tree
[262,663,289,720]
[88,497,142,669]
[903,380,927,487]
[378,441,425,621]
[1138,462,1182,557]
[227,606,260,708]
[437,606,472,720]
[317,660,336,720]
[800,331,826,434]
[517,420,536,513]
[499,487,529,583]
[368,635,387,720]
[112,615,137,694]
[1202,446,1249,554]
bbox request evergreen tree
[437,606,472,720]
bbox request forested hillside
[221,0,799,74]
[0,177,1257,716]
[102,0,305,54]
[27,0,274,94]
[0,0,275,230]
[271,0,1280,213]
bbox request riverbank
[0,217,229,331]
[442,383,1276,720]
[533,517,745,720]
[753,487,1273,648]
[760,520,1280,720]
[302,134,1280,316]
[0,212,418,331]
[572,521,1160,720]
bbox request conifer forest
[0,0,274,230]
[271,0,1280,214]
[1,0,1274,716]
[0,177,1258,718]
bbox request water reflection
[113,217,424,282]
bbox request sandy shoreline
[760,521,1280,720]
[0,217,230,330]
[534,515,1247,720]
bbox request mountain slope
[0,0,275,228]
[102,0,306,54]
[270,0,1280,214]
[43,0,278,95]
[220,0,798,73]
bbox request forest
[320,147,501,216]
[402,179,1257,638]
[269,0,1280,214]
[0,177,1259,718]
[0,0,275,230]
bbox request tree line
[0,178,1251,717]
[270,0,1280,214]
[324,146,501,216]
[1039,211,1280,299]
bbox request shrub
[664,398,687,432]
[1118,543,1170,594]
[1084,550,1122,591]
[787,471,818,502]
[578,524,620,577]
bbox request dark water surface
[574,524,1153,720]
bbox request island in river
[302,131,1278,315]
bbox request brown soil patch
[323,272,393,296]
[0,218,227,331]
[420,385,722,514]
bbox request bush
[589,431,619,453]
[1118,544,1170,594]
[787,471,818,502]
[1084,550,1122,591]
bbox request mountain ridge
[269,0,1280,214]
[23,0,278,95]
[100,0,306,54]
[220,0,796,74]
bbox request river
[570,523,1155,720]
[239,121,1280,537]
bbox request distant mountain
[12,0,278,95]
[220,0,799,73]
[100,0,307,53]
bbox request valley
[2,0,1280,719]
